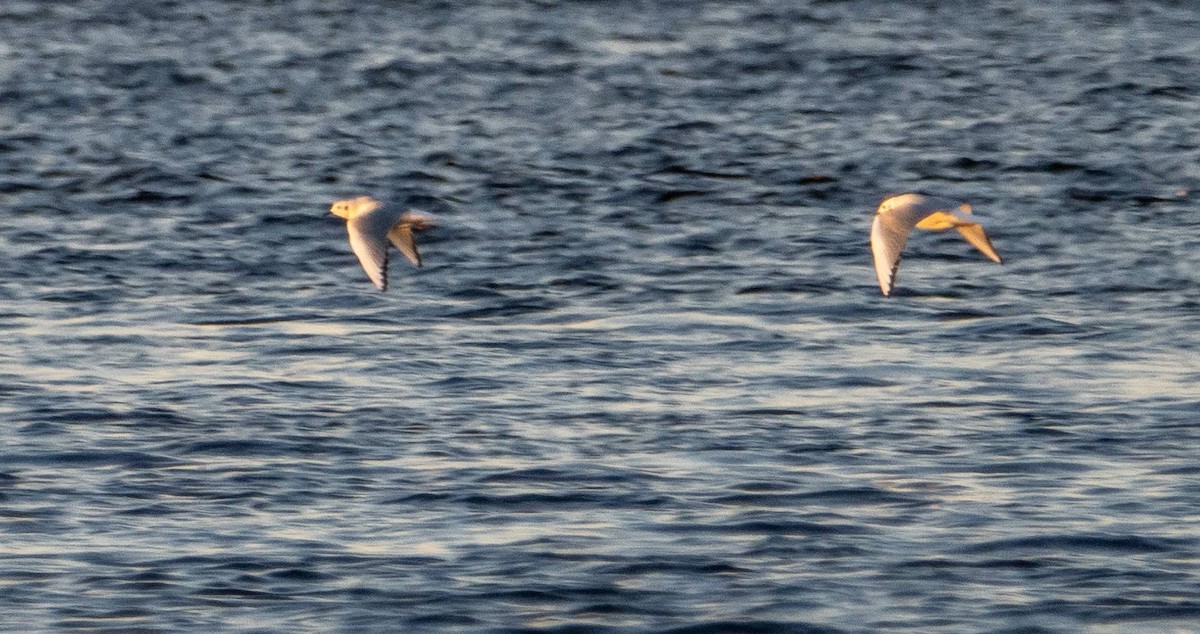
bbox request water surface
[2,1,1199,632]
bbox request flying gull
[330,196,435,291]
[870,192,1002,296]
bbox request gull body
[869,192,1002,296]
[330,196,435,291]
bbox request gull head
[330,196,382,220]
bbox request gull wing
[399,210,436,232]
[955,223,1002,264]
[870,209,919,296]
[347,208,403,291]
[391,210,436,267]
[387,225,422,267]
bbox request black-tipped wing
[870,211,914,296]
[347,211,400,291]
[387,225,422,268]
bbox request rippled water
[3,1,1199,632]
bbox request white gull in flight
[869,192,1002,296]
[330,196,435,291]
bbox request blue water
[3,1,1199,632]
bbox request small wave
[961,533,1176,555]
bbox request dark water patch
[446,297,562,320]
[1010,160,1088,174]
[773,374,896,390]
[506,624,624,634]
[36,288,126,305]
[597,558,750,577]
[662,517,871,537]
[424,374,517,392]
[383,491,456,505]
[934,309,997,322]
[711,488,921,509]
[17,421,65,436]
[1065,187,1124,203]
[1081,602,1200,623]
[725,408,807,419]
[791,486,926,506]
[734,280,840,295]
[651,165,751,181]
[945,316,1090,339]
[0,507,68,533]
[173,438,289,457]
[477,466,654,486]
[6,450,180,470]
[123,406,195,428]
[1155,464,1200,476]
[114,503,180,517]
[51,618,163,633]
[663,622,843,634]
[961,534,1177,555]
[657,189,710,204]
[986,599,1200,629]
[548,274,623,293]
[895,557,1045,571]
[265,567,336,583]
[193,585,294,602]
[460,491,667,511]
[964,460,1093,475]
[406,612,481,627]
[782,440,857,457]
